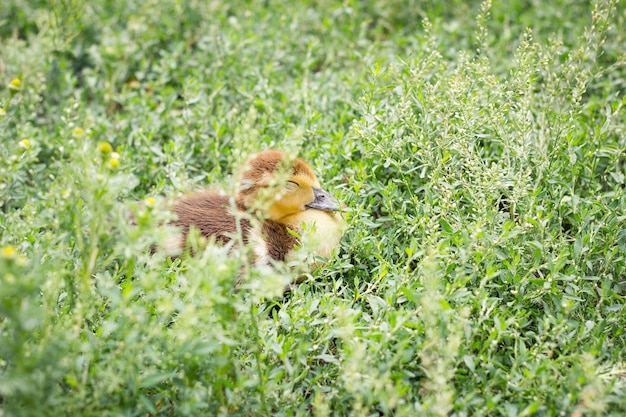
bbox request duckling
[168,150,344,268]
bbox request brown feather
[171,191,249,248]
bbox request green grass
[1,0,625,415]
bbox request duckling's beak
[305,187,339,212]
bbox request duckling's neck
[279,209,345,259]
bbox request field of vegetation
[1,0,625,415]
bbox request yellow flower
[8,78,21,91]
[0,109,6,116]
[18,139,31,149]
[1,246,17,259]
[108,158,120,169]
[72,127,86,138]
[145,197,156,207]
[98,142,113,154]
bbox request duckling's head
[236,150,338,222]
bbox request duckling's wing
[262,221,299,262]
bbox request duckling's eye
[285,181,300,191]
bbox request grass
[1,0,625,415]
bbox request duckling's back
[172,191,245,247]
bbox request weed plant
[1,0,625,416]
